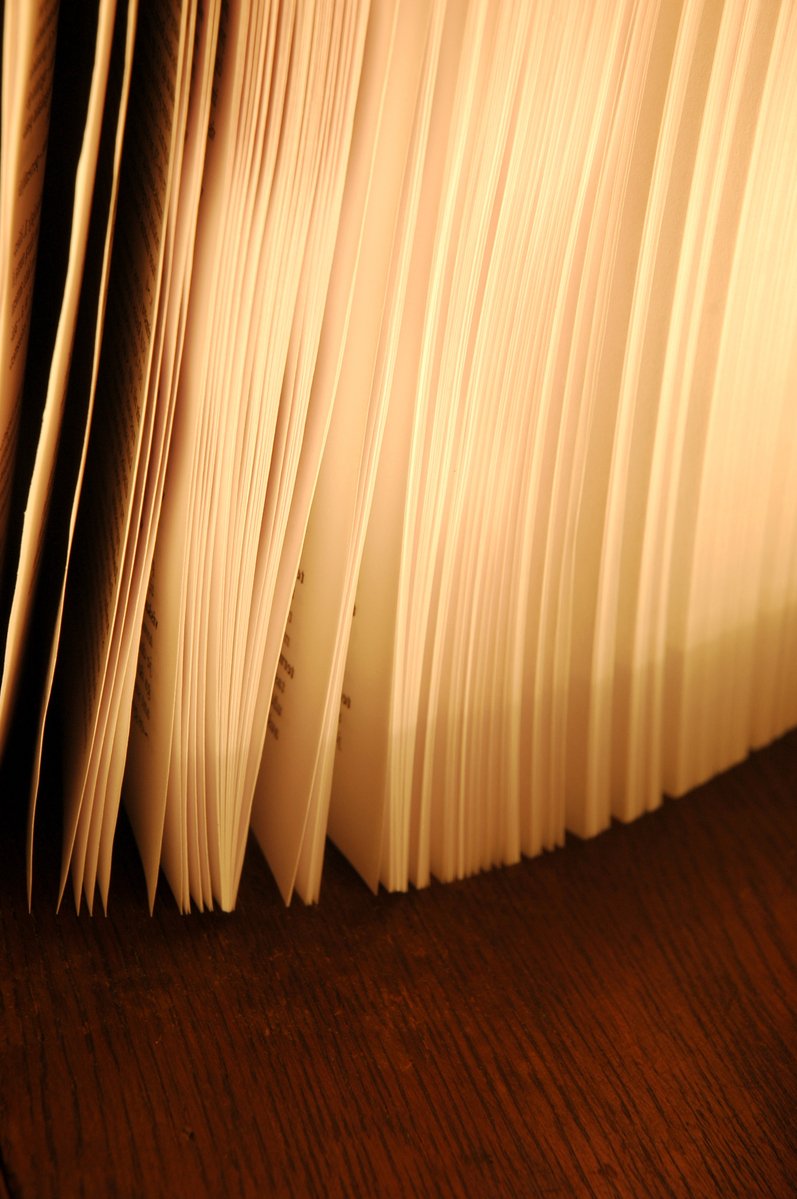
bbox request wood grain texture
[0,732,795,1197]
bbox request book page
[72,0,201,910]
[550,0,662,838]
[329,0,467,892]
[131,0,371,912]
[231,2,372,876]
[629,0,760,801]
[390,0,506,885]
[662,0,786,795]
[591,0,692,823]
[123,0,372,911]
[414,1,533,885]
[48,0,194,907]
[97,0,220,909]
[150,0,314,910]
[229,0,372,898]
[200,0,317,908]
[0,0,121,760]
[64,0,210,907]
[245,0,399,902]
[749,6,797,749]
[253,0,441,905]
[0,1,58,577]
[191,0,308,909]
[123,0,250,911]
[115,0,220,906]
[296,3,450,902]
[425,12,559,882]
[23,0,139,900]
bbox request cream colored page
[180,1,273,910]
[232,0,369,807]
[224,1,348,877]
[0,1,58,573]
[645,0,760,799]
[75,0,201,904]
[232,0,376,890]
[217,1,365,886]
[519,0,630,851]
[422,12,552,882]
[448,41,558,879]
[593,0,693,823]
[550,0,661,837]
[389,0,502,883]
[203,0,306,831]
[290,0,449,904]
[749,7,797,749]
[93,0,220,907]
[330,0,466,891]
[499,3,602,858]
[414,2,534,884]
[247,0,399,902]
[622,0,725,811]
[185,2,304,909]
[382,0,492,882]
[238,0,369,618]
[665,1,790,795]
[62,5,193,906]
[123,0,247,906]
[25,0,139,903]
[0,0,118,759]
[224,0,373,906]
[177,1,291,909]
[517,0,630,850]
[55,0,192,900]
[70,2,200,909]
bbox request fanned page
[125,0,371,911]
[294,0,451,903]
[205,0,371,911]
[80,0,218,910]
[22,0,138,900]
[45,0,197,910]
[123,0,245,911]
[328,0,797,895]
[251,0,443,904]
[329,0,467,890]
[0,2,58,586]
[746,5,797,752]
[6,0,797,912]
[658,1,788,796]
[238,0,392,902]
[0,0,128,766]
[122,0,224,912]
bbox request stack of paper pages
[1,0,796,911]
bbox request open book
[1,0,796,913]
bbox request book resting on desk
[0,0,796,915]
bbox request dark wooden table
[1,732,795,1197]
